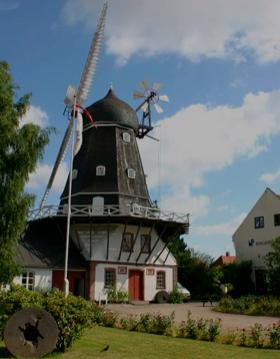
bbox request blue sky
[2,0,280,258]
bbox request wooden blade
[133,90,145,99]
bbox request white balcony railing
[28,203,190,227]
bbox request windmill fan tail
[77,1,108,104]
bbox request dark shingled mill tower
[60,89,151,209]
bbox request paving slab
[106,302,280,331]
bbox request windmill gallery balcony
[28,203,190,232]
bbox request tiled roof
[213,255,236,266]
[17,217,87,269]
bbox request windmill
[39,2,108,210]
[133,80,169,139]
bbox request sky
[2,0,280,259]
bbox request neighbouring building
[213,252,236,267]
[15,89,190,302]
[232,187,280,292]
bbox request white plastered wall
[73,223,177,266]
[94,262,174,302]
[233,188,280,269]
[13,268,52,291]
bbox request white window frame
[96,165,106,176]
[127,168,136,179]
[122,132,131,143]
[21,271,35,291]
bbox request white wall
[94,262,174,302]
[13,268,52,291]
[73,223,177,266]
[233,188,280,269]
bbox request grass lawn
[1,326,279,359]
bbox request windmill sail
[39,2,108,209]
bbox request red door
[129,270,144,301]
[52,270,85,297]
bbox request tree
[168,237,220,298]
[265,236,280,295]
[0,62,50,284]
[217,260,254,297]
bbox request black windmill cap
[87,88,139,132]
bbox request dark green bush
[178,311,221,341]
[43,291,95,352]
[214,295,280,317]
[0,286,97,352]
[268,322,280,349]
[107,287,128,303]
[0,285,44,338]
[168,288,184,304]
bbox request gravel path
[106,302,280,331]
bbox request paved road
[106,302,280,331]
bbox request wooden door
[129,270,144,301]
[52,270,85,297]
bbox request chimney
[226,251,230,257]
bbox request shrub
[0,285,44,338]
[107,287,128,303]
[249,323,264,348]
[178,312,221,342]
[168,288,184,304]
[0,286,95,352]
[214,295,280,317]
[207,318,221,341]
[43,291,94,351]
[220,330,238,345]
[238,329,248,347]
[100,310,118,327]
[268,322,280,349]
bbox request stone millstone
[4,308,58,358]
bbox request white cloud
[259,168,280,184]
[27,162,68,194]
[21,105,49,127]
[63,0,280,64]
[139,89,280,216]
[193,212,247,237]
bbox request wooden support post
[136,222,155,263]
[118,222,127,261]
[127,222,142,262]
[89,218,93,260]
[145,225,167,264]
[106,221,110,260]
[153,228,181,264]
[163,250,170,264]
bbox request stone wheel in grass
[4,308,58,358]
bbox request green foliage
[178,311,221,342]
[265,236,280,295]
[168,287,184,304]
[268,323,280,349]
[0,61,50,284]
[107,287,128,303]
[0,286,96,352]
[218,261,254,297]
[214,295,280,317]
[43,291,95,352]
[114,312,174,336]
[169,237,221,298]
[0,285,44,338]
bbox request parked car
[177,282,191,302]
